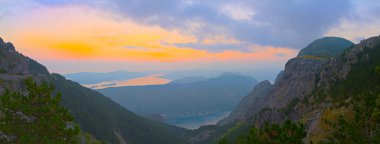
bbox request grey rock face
[318,35,380,90]
[0,38,49,76]
[243,57,326,126]
[0,38,51,97]
[274,70,284,86]
[0,42,26,75]
[221,36,380,128]
[235,36,380,139]
[0,131,17,142]
[264,58,325,109]
[218,80,273,125]
[190,36,380,143]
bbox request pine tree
[0,78,80,143]
[220,120,306,144]
[323,66,380,143]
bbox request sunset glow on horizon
[2,6,296,63]
[1,0,380,81]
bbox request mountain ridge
[169,76,207,84]
[189,35,380,143]
[98,73,257,122]
[64,70,146,84]
[0,38,188,144]
[218,80,273,125]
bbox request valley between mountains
[1,35,380,144]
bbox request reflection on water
[83,74,171,89]
[166,111,231,130]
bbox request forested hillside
[0,37,188,144]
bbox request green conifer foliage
[323,66,380,143]
[0,78,80,143]
[220,120,306,144]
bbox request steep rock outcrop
[0,38,50,94]
[218,80,273,125]
[265,57,325,109]
[0,39,48,76]
[190,36,380,143]
[274,70,284,85]
[318,36,380,89]
[213,37,360,141]
[303,35,380,141]
[221,37,354,126]
[221,51,330,126]
[250,36,379,138]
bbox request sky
[1,0,380,81]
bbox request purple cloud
[30,0,353,50]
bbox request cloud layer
[2,0,380,80]
[30,0,355,50]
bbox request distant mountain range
[65,69,258,86]
[64,70,146,84]
[98,72,258,119]
[169,76,207,84]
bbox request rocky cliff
[218,80,273,125]
[197,36,380,143]
[0,38,50,94]
[221,37,354,126]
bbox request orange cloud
[2,5,297,65]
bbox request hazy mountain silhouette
[98,72,257,118]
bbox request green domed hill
[297,37,354,59]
